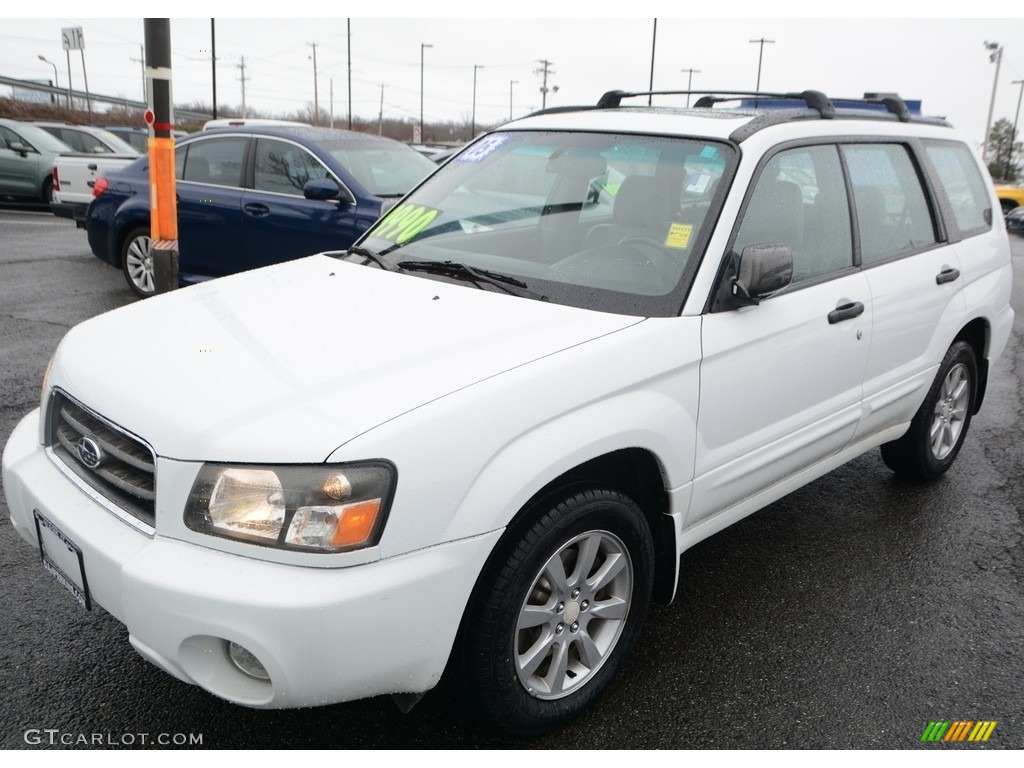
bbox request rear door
[175,134,249,278]
[845,141,967,439]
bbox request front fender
[328,315,702,559]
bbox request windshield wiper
[340,244,401,272]
[396,259,547,301]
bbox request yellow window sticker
[369,203,440,244]
[665,223,693,249]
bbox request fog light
[227,641,270,681]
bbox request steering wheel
[617,235,675,280]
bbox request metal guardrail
[0,75,213,123]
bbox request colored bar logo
[920,721,997,742]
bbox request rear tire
[881,341,977,480]
[120,227,154,298]
[456,488,654,736]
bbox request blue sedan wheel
[121,227,154,298]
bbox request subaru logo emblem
[76,437,103,469]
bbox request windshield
[318,140,436,197]
[356,130,734,316]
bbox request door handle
[935,266,960,285]
[244,202,270,217]
[828,300,865,324]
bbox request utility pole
[347,19,353,130]
[129,46,146,102]
[509,79,518,121]
[984,41,1003,164]
[749,37,775,92]
[648,19,657,106]
[330,79,334,128]
[237,56,249,118]
[681,67,700,107]
[379,83,385,135]
[536,59,557,110]
[471,64,484,139]
[144,18,178,294]
[420,43,433,142]
[309,42,319,126]
[210,19,217,120]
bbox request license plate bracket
[33,509,91,610]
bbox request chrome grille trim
[46,390,157,531]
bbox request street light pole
[509,79,518,121]
[749,37,775,92]
[37,55,60,107]
[681,67,700,107]
[471,64,484,139]
[420,43,433,142]
[1008,79,1024,181]
[984,41,1003,165]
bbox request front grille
[48,391,156,529]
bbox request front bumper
[3,408,500,708]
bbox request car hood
[51,255,642,462]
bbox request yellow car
[994,184,1024,214]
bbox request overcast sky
[4,5,1024,149]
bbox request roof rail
[594,88,927,123]
[596,89,835,117]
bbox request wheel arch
[481,447,678,607]
[953,317,990,413]
[111,209,152,268]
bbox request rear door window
[841,144,938,265]
[179,136,247,187]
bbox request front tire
[881,340,978,480]
[120,226,154,298]
[457,488,654,736]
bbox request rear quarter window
[923,141,993,237]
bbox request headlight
[185,462,396,553]
[40,354,54,407]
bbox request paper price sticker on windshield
[370,204,440,244]
[456,133,512,163]
[665,223,693,249]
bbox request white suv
[3,90,1014,735]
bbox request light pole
[1008,79,1024,181]
[984,41,1003,165]
[681,67,700,107]
[420,43,433,142]
[509,79,518,121]
[37,55,60,107]
[749,37,775,92]
[471,64,484,139]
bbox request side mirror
[8,142,32,157]
[732,244,793,305]
[303,177,354,205]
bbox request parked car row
[86,124,437,296]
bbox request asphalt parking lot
[0,205,1022,750]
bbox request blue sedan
[86,125,437,296]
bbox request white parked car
[3,89,1014,735]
